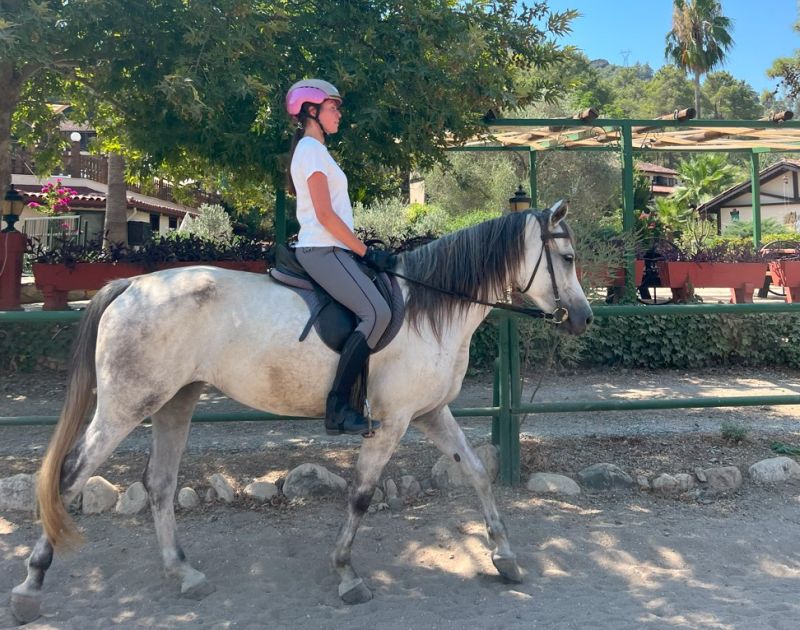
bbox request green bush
[5,312,800,375]
[469,312,800,372]
[178,203,236,243]
[0,323,77,372]
[722,218,789,238]
[443,209,503,233]
[354,197,450,243]
[582,313,800,368]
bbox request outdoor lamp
[69,131,82,143]
[509,185,531,213]
[2,185,25,232]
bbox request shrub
[443,209,502,233]
[721,422,748,443]
[179,203,235,243]
[722,218,788,238]
[28,233,271,266]
[583,312,800,369]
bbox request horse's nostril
[586,314,594,326]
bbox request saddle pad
[269,269,405,353]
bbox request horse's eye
[563,254,575,264]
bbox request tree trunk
[0,61,24,198]
[104,152,128,247]
[693,70,702,118]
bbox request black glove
[362,247,396,272]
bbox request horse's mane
[398,211,531,339]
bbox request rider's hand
[361,247,396,272]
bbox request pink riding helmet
[285,79,342,116]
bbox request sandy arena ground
[1,367,800,630]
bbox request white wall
[717,173,799,234]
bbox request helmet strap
[298,103,329,139]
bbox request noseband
[388,206,573,324]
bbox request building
[7,150,207,245]
[635,162,680,197]
[695,159,800,234]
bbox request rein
[389,208,572,325]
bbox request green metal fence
[3,303,800,485]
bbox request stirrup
[325,395,380,437]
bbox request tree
[2,1,578,209]
[767,21,800,112]
[665,0,734,117]
[641,66,696,118]
[104,152,127,246]
[701,71,762,119]
[672,154,742,208]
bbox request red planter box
[577,261,643,287]
[33,261,267,310]
[657,261,767,303]
[769,260,800,303]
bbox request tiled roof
[16,185,197,219]
[636,162,679,175]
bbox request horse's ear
[548,199,568,228]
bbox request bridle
[389,204,573,324]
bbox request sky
[543,0,799,95]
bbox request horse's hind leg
[143,382,214,599]
[332,418,409,604]
[11,402,149,623]
[412,405,523,583]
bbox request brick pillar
[0,231,26,310]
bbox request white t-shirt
[291,136,354,249]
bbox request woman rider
[285,78,394,436]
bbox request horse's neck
[446,302,495,350]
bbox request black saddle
[269,244,404,353]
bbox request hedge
[3,312,800,374]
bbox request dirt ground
[1,367,800,629]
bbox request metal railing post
[496,314,519,485]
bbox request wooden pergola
[454,111,800,247]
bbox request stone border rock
[1,453,797,515]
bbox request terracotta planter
[769,260,800,303]
[33,260,268,310]
[33,262,145,310]
[577,261,643,287]
[657,261,767,303]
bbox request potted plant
[30,234,272,310]
[655,240,768,304]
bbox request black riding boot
[325,332,380,435]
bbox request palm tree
[673,153,741,208]
[104,152,128,247]
[665,0,734,117]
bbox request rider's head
[286,79,343,137]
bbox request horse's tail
[38,278,132,551]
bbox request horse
[10,202,593,623]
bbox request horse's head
[517,200,593,335]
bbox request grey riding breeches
[295,246,391,349]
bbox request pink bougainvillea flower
[27,202,41,208]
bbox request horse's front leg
[413,405,523,583]
[332,416,408,604]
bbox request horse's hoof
[180,572,215,600]
[492,553,524,583]
[10,586,42,624]
[338,577,372,605]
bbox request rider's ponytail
[286,104,316,196]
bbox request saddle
[269,244,405,353]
